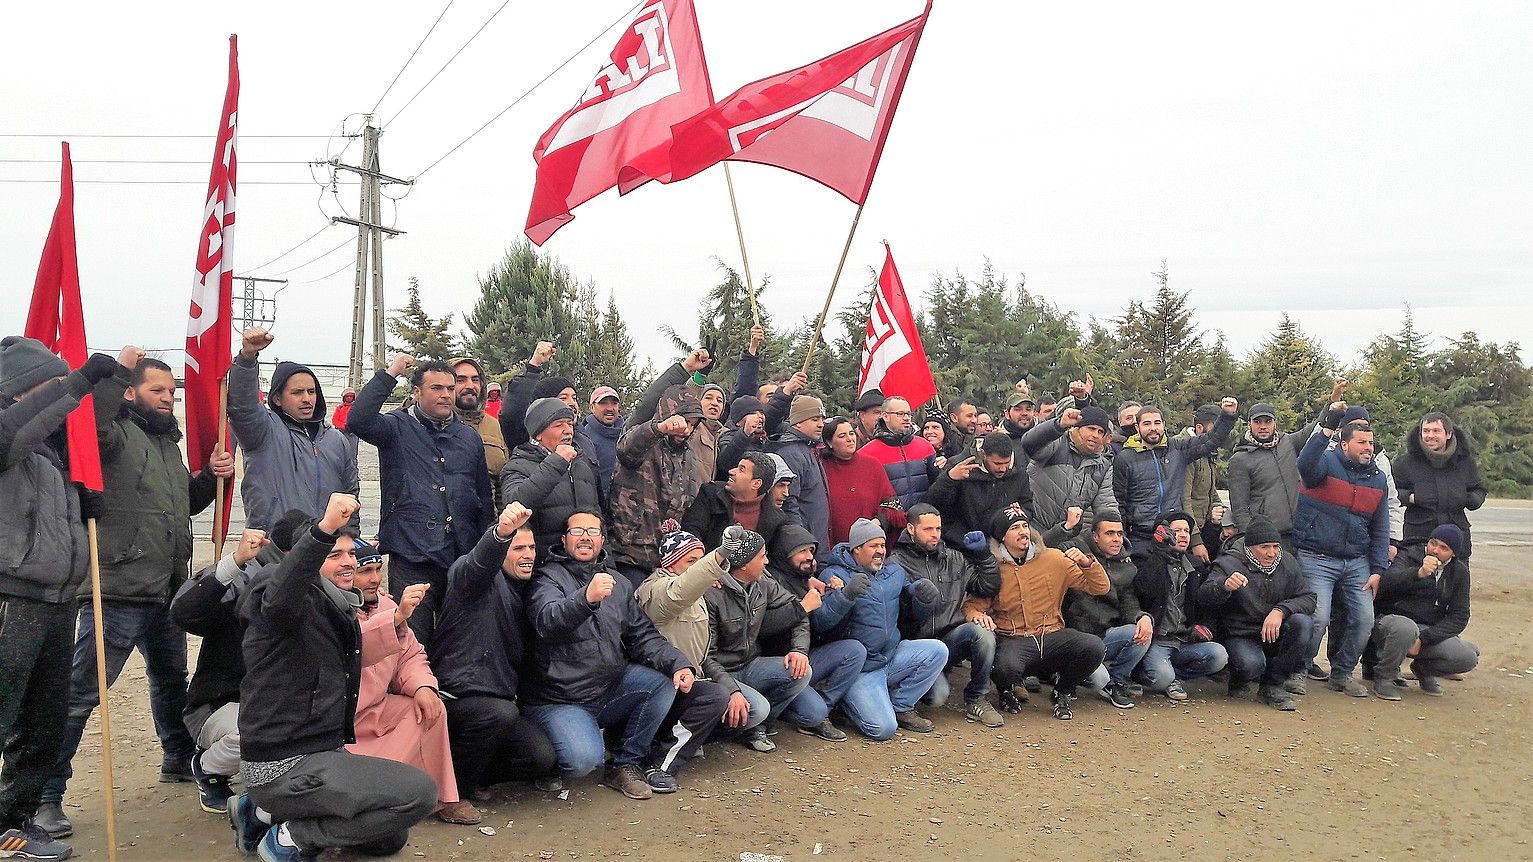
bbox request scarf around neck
[1243,428,1281,450]
[1244,548,1281,576]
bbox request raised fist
[683,348,711,374]
[657,415,691,436]
[319,493,360,533]
[1220,397,1239,414]
[749,324,764,355]
[396,583,429,620]
[241,327,273,358]
[233,529,270,566]
[1062,547,1091,569]
[782,371,809,397]
[387,353,416,377]
[117,345,145,371]
[531,342,556,367]
[497,502,532,538]
[554,443,579,463]
[1223,571,1249,591]
[1064,506,1084,531]
[1058,408,1082,428]
[586,572,616,604]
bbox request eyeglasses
[887,410,912,417]
[566,527,604,537]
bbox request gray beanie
[0,336,70,402]
[847,517,884,550]
[525,396,575,438]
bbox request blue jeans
[1223,614,1315,687]
[841,639,948,741]
[1299,551,1374,677]
[1139,641,1228,691]
[735,657,814,729]
[525,664,677,777]
[41,600,195,804]
[783,641,866,727]
[924,623,997,705]
[1087,624,1153,691]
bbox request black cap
[853,389,885,412]
[1249,402,1277,420]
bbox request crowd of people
[0,323,1488,861]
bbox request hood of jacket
[872,419,917,447]
[1121,432,1166,452]
[268,360,328,423]
[825,541,871,575]
[1403,420,1474,465]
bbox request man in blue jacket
[1294,409,1391,698]
[1113,398,1238,558]
[813,519,947,740]
[346,353,493,650]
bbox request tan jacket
[964,538,1109,637]
[635,550,728,667]
[476,412,509,480]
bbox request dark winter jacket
[581,413,625,499]
[813,542,941,672]
[1227,416,1319,534]
[432,525,532,700]
[1375,543,1471,647]
[524,547,693,706]
[1132,536,1213,641]
[924,455,1034,553]
[1393,424,1487,555]
[890,530,999,640]
[702,572,811,694]
[1196,539,1318,640]
[859,424,940,509]
[767,425,831,555]
[1061,537,1144,638]
[171,548,279,717]
[681,481,792,552]
[1112,410,1236,539]
[227,354,358,529]
[0,373,91,604]
[500,441,602,558]
[1021,416,1116,531]
[1295,430,1391,572]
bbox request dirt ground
[50,544,1533,862]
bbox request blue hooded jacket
[813,541,940,672]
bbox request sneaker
[533,776,564,793]
[1258,684,1298,711]
[964,700,1005,727]
[1049,688,1073,721]
[1227,682,1256,701]
[28,804,70,840]
[1022,676,1043,693]
[1306,663,1330,681]
[1327,675,1370,698]
[895,710,934,733]
[601,764,653,800]
[1444,673,1466,681]
[1418,675,1445,696]
[1124,683,1145,697]
[436,800,482,825]
[1370,679,1402,701]
[643,768,678,794]
[160,756,194,784]
[998,690,1025,714]
[743,726,777,753]
[258,823,318,862]
[795,719,847,742]
[1165,681,1188,702]
[228,793,266,857]
[1106,683,1135,710]
[192,751,235,814]
[1283,673,1307,695]
[0,824,73,860]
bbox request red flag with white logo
[524,0,712,245]
[24,142,104,492]
[860,243,935,408]
[184,35,238,531]
[664,2,929,202]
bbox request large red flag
[524,0,712,245]
[664,2,930,202]
[184,34,239,531]
[24,142,104,492]
[859,243,935,408]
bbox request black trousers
[992,629,1105,695]
[649,680,729,775]
[0,596,74,829]
[444,695,557,797]
[386,557,449,651]
[247,749,436,854]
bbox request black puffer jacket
[1226,420,1316,534]
[1131,518,1214,638]
[1195,539,1317,640]
[1113,410,1236,537]
[0,372,91,604]
[500,441,602,558]
[890,530,999,640]
[171,545,281,718]
[524,547,692,706]
[681,481,793,552]
[702,573,810,694]
[432,525,532,700]
[924,456,1034,553]
[1061,538,1144,638]
[1393,424,1487,556]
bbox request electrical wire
[0,178,354,185]
[0,133,326,139]
[372,0,457,114]
[0,159,310,164]
[412,0,644,180]
[295,257,358,285]
[383,0,514,129]
[252,235,355,278]
[244,225,332,272]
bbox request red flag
[24,142,104,492]
[524,0,712,245]
[184,35,239,530]
[664,2,930,202]
[860,244,935,408]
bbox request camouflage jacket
[608,400,702,572]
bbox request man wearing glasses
[860,396,942,510]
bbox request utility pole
[233,276,283,330]
[327,116,410,388]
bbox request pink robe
[346,595,459,805]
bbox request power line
[244,225,333,272]
[413,0,643,179]
[0,158,310,165]
[372,0,457,114]
[383,0,514,128]
[295,257,358,285]
[255,235,355,278]
[0,133,327,139]
[0,178,355,185]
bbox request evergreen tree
[1243,314,1336,426]
[464,240,586,379]
[581,293,646,404]
[661,261,793,395]
[386,277,458,361]
[1349,307,1434,451]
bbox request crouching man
[1366,525,1478,700]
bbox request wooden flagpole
[721,164,761,329]
[212,378,229,561]
[84,519,119,862]
[800,205,864,375]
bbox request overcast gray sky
[4,1,1530,379]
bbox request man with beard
[582,386,625,498]
[524,509,725,799]
[1366,525,1478,700]
[926,433,1035,558]
[501,398,603,560]
[814,520,948,740]
[683,453,792,550]
[35,348,236,839]
[860,396,940,510]
[1113,399,1238,555]
[1022,404,1117,542]
[942,399,979,459]
[432,504,560,802]
[1227,396,1328,553]
[1393,412,1487,559]
[1000,392,1036,441]
[609,396,707,587]
[346,354,492,650]
[852,389,885,449]
[768,395,832,556]
[1066,513,1153,710]
[450,357,508,507]
[1132,513,1228,701]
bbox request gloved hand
[910,578,940,604]
[963,531,987,552]
[81,352,121,384]
[78,487,106,522]
[719,524,765,571]
[1322,405,1347,431]
[841,570,873,601]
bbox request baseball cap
[1248,402,1277,420]
[589,386,620,404]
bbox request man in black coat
[431,503,559,798]
[1393,413,1487,558]
[682,452,792,551]
[228,493,436,862]
[1132,512,1228,701]
[925,432,1034,558]
[1196,518,1317,711]
[1365,524,1478,700]
[500,397,602,560]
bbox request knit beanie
[352,539,384,567]
[988,504,1030,542]
[728,395,765,426]
[1429,524,1465,557]
[1244,517,1282,547]
[533,375,575,400]
[658,519,705,569]
[1341,405,1371,425]
[1076,405,1113,433]
[0,336,70,402]
[720,524,766,571]
[847,518,884,550]
[788,395,826,426]
[525,397,576,438]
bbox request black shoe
[1049,688,1073,721]
[160,756,194,783]
[191,750,235,814]
[1023,676,1043,693]
[998,690,1024,714]
[1227,682,1257,701]
[29,803,71,840]
[1107,683,1135,709]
